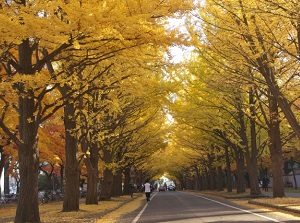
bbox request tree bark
[60,164,64,193]
[268,93,285,198]
[224,146,233,192]
[216,166,224,191]
[14,40,41,223]
[263,74,300,139]
[234,147,246,193]
[238,91,261,195]
[15,140,40,223]
[203,167,209,190]
[111,169,123,197]
[4,161,10,195]
[123,168,131,195]
[62,100,80,211]
[100,168,113,200]
[208,155,216,190]
[194,164,201,190]
[99,149,113,200]
[243,7,300,140]
[15,114,40,222]
[85,143,99,204]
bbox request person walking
[129,180,134,198]
[144,179,151,203]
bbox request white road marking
[132,192,283,223]
[194,194,282,222]
[132,192,158,223]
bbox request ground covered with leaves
[0,194,142,223]
[192,189,300,215]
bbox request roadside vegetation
[1,0,300,222]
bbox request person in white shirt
[144,179,151,202]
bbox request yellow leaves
[0,0,196,180]
[73,40,80,49]
[27,117,34,123]
[11,70,51,90]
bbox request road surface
[120,191,300,223]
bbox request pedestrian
[144,179,151,203]
[262,175,269,192]
[129,180,134,198]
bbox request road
[119,191,300,223]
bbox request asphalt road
[120,191,300,223]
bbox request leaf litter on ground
[0,195,141,223]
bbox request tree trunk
[15,40,41,223]
[244,152,260,195]
[60,164,64,193]
[194,164,201,190]
[99,149,113,200]
[249,16,300,139]
[216,166,224,191]
[268,93,285,198]
[239,91,261,195]
[136,170,143,192]
[15,106,40,222]
[123,168,131,195]
[224,146,233,192]
[111,169,123,197]
[248,88,261,195]
[63,101,80,211]
[263,74,300,139]
[15,140,40,223]
[208,155,216,190]
[85,143,99,204]
[203,167,209,190]
[4,161,10,195]
[234,148,245,193]
[100,168,113,200]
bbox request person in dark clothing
[262,176,269,192]
[129,180,134,198]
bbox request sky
[1,170,3,194]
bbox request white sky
[1,170,3,194]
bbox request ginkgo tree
[0,0,193,222]
[184,0,300,197]
[167,44,273,195]
[72,43,178,203]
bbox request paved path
[122,191,300,223]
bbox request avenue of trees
[0,0,193,222]
[167,0,300,198]
[1,0,300,223]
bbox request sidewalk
[249,188,300,214]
